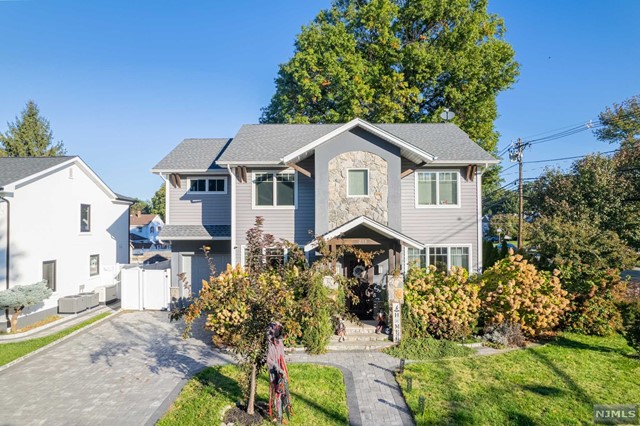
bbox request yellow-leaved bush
[404,265,483,340]
[480,254,570,337]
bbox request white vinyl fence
[120,264,171,311]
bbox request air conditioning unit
[95,285,118,304]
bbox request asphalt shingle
[159,224,231,240]
[0,156,76,187]
[151,138,232,171]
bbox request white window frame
[187,176,228,194]
[404,244,473,272]
[239,245,289,267]
[346,168,370,198]
[251,170,297,210]
[415,170,461,208]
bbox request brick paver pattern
[0,311,414,426]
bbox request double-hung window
[254,171,295,207]
[416,171,459,206]
[188,177,227,194]
[406,246,470,272]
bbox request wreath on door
[352,265,367,279]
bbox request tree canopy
[0,101,66,157]
[261,0,519,162]
[149,184,166,220]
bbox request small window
[150,226,155,233]
[254,172,295,207]
[429,247,449,272]
[189,177,226,193]
[407,248,426,269]
[43,261,56,292]
[348,169,369,197]
[90,254,100,276]
[265,248,286,268]
[450,247,470,270]
[80,204,91,232]
[416,171,459,206]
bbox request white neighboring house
[129,212,164,247]
[0,156,133,331]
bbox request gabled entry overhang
[304,216,424,252]
[281,118,437,165]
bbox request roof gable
[152,138,232,172]
[0,156,75,188]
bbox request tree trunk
[10,309,20,334]
[246,363,257,415]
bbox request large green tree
[0,101,66,157]
[149,184,166,221]
[261,0,519,171]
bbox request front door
[345,255,374,319]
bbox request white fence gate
[120,266,171,311]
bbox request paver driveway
[0,311,232,426]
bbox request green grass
[159,364,348,426]
[384,337,475,360]
[398,333,640,425]
[0,312,111,366]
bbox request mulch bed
[223,402,269,426]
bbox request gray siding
[400,161,480,272]
[168,174,231,225]
[234,158,315,259]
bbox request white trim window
[240,245,288,268]
[253,171,296,208]
[347,168,369,197]
[188,177,227,194]
[406,246,471,272]
[416,171,460,207]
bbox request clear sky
[1,1,639,199]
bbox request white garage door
[182,254,231,297]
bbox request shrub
[480,254,569,337]
[482,322,526,348]
[620,301,640,354]
[404,265,482,340]
[300,273,333,354]
[0,282,52,333]
[384,337,474,360]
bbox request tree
[149,184,166,220]
[595,94,640,150]
[0,101,66,157]
[129,199,150,216]
[261,0,519,187]
[0,282,52,333]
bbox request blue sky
[0,1,638,199]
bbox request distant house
[0,156,132,331]
[129,212,165,249]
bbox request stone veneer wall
[328,151,388,229]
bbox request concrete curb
[0,310,120,374]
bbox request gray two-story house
[152,118,497,317]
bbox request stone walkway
[0,311,233,426]
[288,352,415,426]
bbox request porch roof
[158,224,231,241]
[304,216,424,251]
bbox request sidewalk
[0,302,120,343]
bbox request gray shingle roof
[216,122,496,164]
[152,138,232,171]
[0,156,76,187]
[159,224,231,240]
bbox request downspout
[1,189,11,330]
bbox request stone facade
[328,151,388,229]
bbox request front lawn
[384,337,474,360]
[398,333,640,425]
[0,312,111,366]
[159,363,348,426]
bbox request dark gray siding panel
[400,163,480,272]
[168,174,231,225]
[234,161,315,259]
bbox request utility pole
[509,139,526,251]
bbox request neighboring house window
[416,171,459,206]
[188,177,227,193]
[43,261,56,292]
[90,254,100,276]
[157,226,162,233]
[137,226,143,232]
[150,226,155,233]
[254,171,295,207]
[80,204,91,232]
[348,169,369,197]
[406,246,470,272]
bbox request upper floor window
[348,169,369,197]
[188,177,227,194]
[150,226,155,233]
[254,171,295,207]
[80,204,91,232]
[416,171,459,207]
